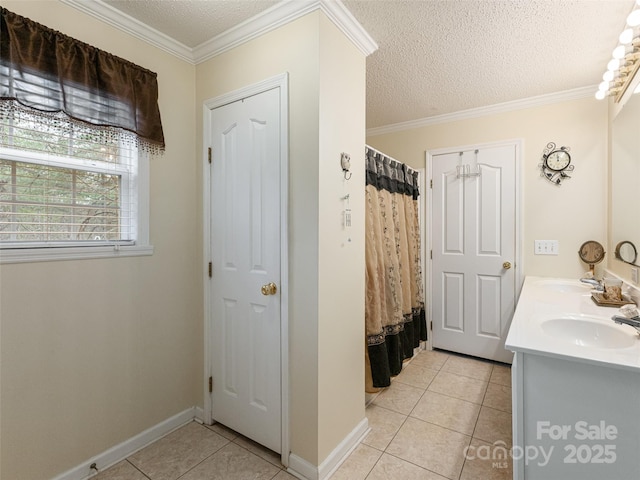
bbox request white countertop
[505,276,640,371]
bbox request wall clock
[539,142,574,185]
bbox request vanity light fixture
[596,3,640,102]
[620,28,634,44]
[613,44,627,59]
[628,9,640,27]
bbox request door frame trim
[202,73,289,466]
[425,138,524,352]
[416,167,428,352]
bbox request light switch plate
[534,240,559,255]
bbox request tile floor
[336,349,513,480]
[93,349,512,480]
[93,421,295,480]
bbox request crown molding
[61,0,377,66]
[60,0,194,64]
[318,0,378,57]
[193,0,318,63]
[366,85,598,137]
[192,0,377,63]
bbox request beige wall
[0,2,200,479]
[317,15,366,462]
[367,97,608,280]
[196,11,366,467]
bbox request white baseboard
[287,417,370,480]
[194,406,205,423]
[287,456,317,480]
[51,407,199,480]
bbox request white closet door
[209,86,282,452]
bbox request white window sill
[0,244,154,264]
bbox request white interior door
[209,87,281,452]
[431,144,517,364]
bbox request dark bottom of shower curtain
[368,308,427,388]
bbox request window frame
[0,145,152,264]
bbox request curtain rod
[365,144,418,175]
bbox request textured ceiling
[102,0,635,129]
[345,0,633,128]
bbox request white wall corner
[287,417,370,480]
[194,406,205,424]
[287,455,319,480]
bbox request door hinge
[430,250,432,259]
[208,147,212,164]
[208,376,213,393]
[208,262,212,277]
[430,179,433,189]
[430,321,433,331]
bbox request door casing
[425,139,524,354]
[202,73,289,466]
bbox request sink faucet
[611,315,640,335]
[580,277,604,291]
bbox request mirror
[611,90,640,270]
[615,241,638,265]
[579,240,605,274]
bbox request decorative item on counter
[591,277,632,307]
[619,304,640,318]
[539,142,574,185]
[591,292,632,307]
[604,277,623,301]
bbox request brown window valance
[0,7,165,153]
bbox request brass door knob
[503,261,512,270]
[261,282,278,296]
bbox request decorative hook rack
[456,150,482,178]
[456,164,482,178]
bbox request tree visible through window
[0,111,136,247]
[0,7,164,256]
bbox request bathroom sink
[532,279,592,294]
[540,317,637,349]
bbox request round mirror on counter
[615,241,638,265]
[578,240,606,273]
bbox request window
[0,111,151,263]
[0,7,163,263]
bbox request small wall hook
[341,152,352,180]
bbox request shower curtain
[365,146,427,389]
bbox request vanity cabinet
[506,276,640,479]
[511,351,640,479]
